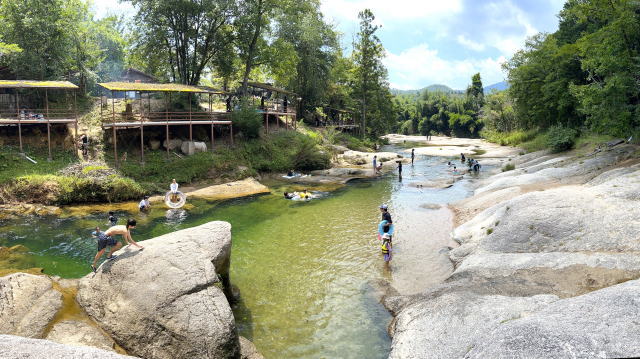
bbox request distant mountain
[483,81,509,93]
[391,84,462,96]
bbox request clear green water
[0,147,488,358]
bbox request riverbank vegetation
[482,0,639,152]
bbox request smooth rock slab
[388,291,557,359]
[77,221,238,359]
[0,273,63,338]
[46,320,117,352]
[466,279,640,359]
[0,334,136,358]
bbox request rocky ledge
[386,143,640,358]
[1,221,262,359]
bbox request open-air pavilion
[323,107,359,134]
[0,80,79,160]
[98,82,233,166]
[246,81,298,133]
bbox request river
[0,145,491,358]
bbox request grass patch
[486,228,493,235]
[0,146,79,184]
[481,129,539,146]
[501,163,516,172]
[520,132,548,153]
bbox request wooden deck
[102,120,232,128]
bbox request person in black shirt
[379,204,392,233]
[411,149,415,165]
[107,211,117,227]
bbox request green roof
[99,82,221,93]
[0,80,78,89]
[246,82,297,96]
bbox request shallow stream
[0,146,490,358]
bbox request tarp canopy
[98,82,222,94]
[246,82,297,96]
[0,80,78,89]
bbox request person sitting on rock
[91,226,122,273]
[139,196,150,211]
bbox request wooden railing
[101,111,232,123]
[0,108,76,121]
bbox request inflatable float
[164,191,187,209]
[377,220,395,240]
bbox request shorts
[98,235,117,251]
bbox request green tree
[353,9,395,137]
[128,0,235,85]
[465,73,484,111]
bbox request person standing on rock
[373,155,378,175]
[411,149,415,165]
[91,226,122,273]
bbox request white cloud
[456,35,485,51]
[321,0,463,23]
[481,0,539,55]
[384,44,506,89]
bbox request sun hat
[379,204,388,209]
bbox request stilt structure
[98,82,231,168]
[0,80,79,160]
[245,82,298,133]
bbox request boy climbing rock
[91,219,143,273]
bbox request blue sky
[92,0,566,90]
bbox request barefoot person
[91,219,144,272]
[91,226,121,273]
[138,196,150,211]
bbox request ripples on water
[0,147,495,358]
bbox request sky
[92,0,567,90]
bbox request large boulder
[77,221,238,359]
[0,334,136,359]
[388,291,557,358]
[466,279,640,358]
[0,273,63,338]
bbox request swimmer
[461,153,466,162]
[284,192,294,199]
[107,211,117,227]
[287,169,294,177]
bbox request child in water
[381,233,392,262]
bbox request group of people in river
[90,179,185,273]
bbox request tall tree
[465,72,484,111]
[353,9,394,137]
[128,0,235,85]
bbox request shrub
[501,163,516,172]
[546,126,578,153]
[232,100,263,139]
[400,120,413,135]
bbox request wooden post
[165,92,170,158]
[73,91,78,150]
[189,92,193,142]
[140,92,144,164]
[112,91,118,167]
[45,89,51,161]
[16,89,23,153]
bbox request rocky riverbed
[0,221,263,359]
[384,141,640,358]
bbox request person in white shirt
[138,196,150,211]
[169,179,179,201]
